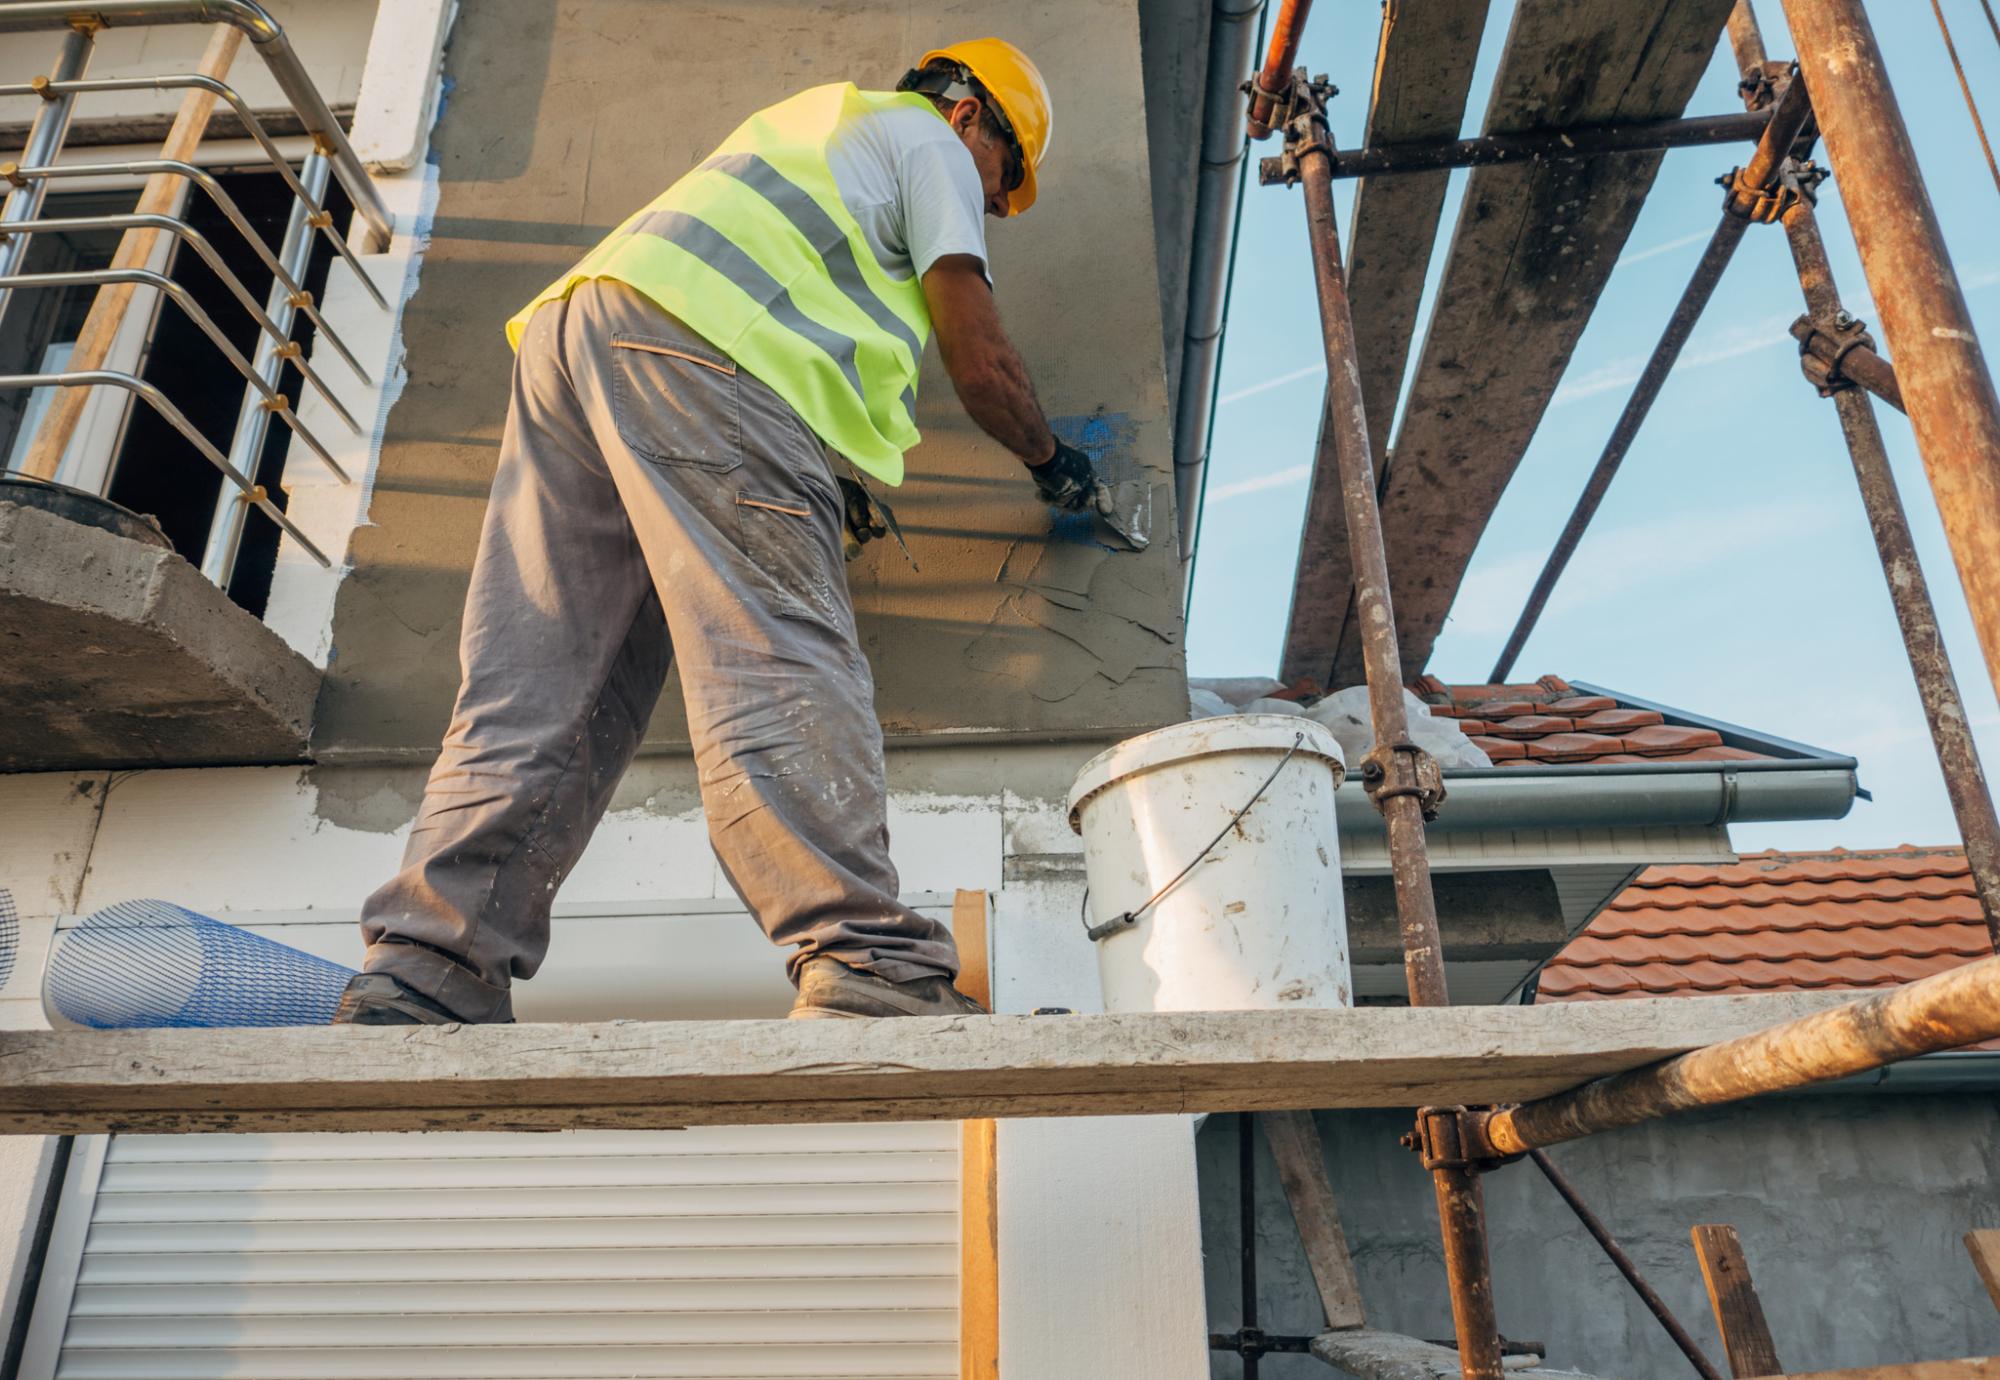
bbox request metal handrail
[0,370,329,565]
[0,3,385,589]
[0,0,390,252]
[9,160,372,379]
[0,267,348,480]
[202,149,324,586]
[5,214,366,418]
[0,72,389,307]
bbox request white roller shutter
[43,1123,959,1379]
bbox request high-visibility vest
[507,84,938,485]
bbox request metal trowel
[1093,479,1150,550]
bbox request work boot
[789,957,988,1020]
[330,972,462,1026]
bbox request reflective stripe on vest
[506,85,938,484]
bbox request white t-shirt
[825,101,991,285]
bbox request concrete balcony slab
[0,499,319,770]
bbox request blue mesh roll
[44,899,355,1029]
[0,888,17,994]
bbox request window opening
[0,190,134,470]
[98,167,353,618]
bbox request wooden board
[1310,1328,1591,1378]
[0,992,1853,1135]
[1692,1223,1784,1378]
[1774,1364,2000,1380]
[954,890,999,1380]
[1282,0,1491,687]
[1281,0,1737,687]
[18,23,244,481]
[1967,1230,2000,1314]
[1262,1109,1366,1330]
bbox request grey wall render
[1199,1096,2000,1378]
[312,0,1189,759]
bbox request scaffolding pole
[1709,7,2000,950]
[1266,70,1504,1379]
[1488,71,1816,683]
[1479,952,2000,1156]
[1780,0,2000,703]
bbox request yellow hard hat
[914,39,1051,215]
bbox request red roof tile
[1536,846,1995,1047]
[1526,732,1628,762]
[1620,723,1725,755]
[1485,714,1576,739]
[1572,708,1664,731]
[1413,676,1777,769]
[1468,735,1528,761]
[1547,695,1618,715]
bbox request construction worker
[334,41,1094,1025]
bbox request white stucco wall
[0,747,1217,1380]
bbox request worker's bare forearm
[922,255,1057,465]
[946,341,1056,462]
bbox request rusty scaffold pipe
[1245,0,1311,138]
[1480,952,2000,1156]
[1527,1151,1726,1380]
[1780,0,2000,703]
[1263,70,1504,1379]
[1277,109,1775,182]
[1720,4,2000,950]
[1488,71,1816,683]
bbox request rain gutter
[1335,680,1863,834]
[1174,0,1266,582]
[1778,1048,2000,1095]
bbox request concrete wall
[312,0,1190,757]
[1198,1097,2000,1377]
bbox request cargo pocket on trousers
[737,492,840,624]
[609,334,742,472]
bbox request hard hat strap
[896,60,1026,188]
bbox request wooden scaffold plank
[1284,0,1737,687]
[1692,1223,1784,1378]
[0,992,1856,1136]
[1283,0,1489,685]
[1262,1109,1367,1330]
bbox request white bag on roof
[1304,686,1491,769]
[1189,677,1287,708]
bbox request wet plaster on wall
[311,0,1188,761]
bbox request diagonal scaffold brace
[1258,66,1506,1380]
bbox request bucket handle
[1081,731,1306,943]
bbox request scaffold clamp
[1720,155,1825,223]
[1255,69,1338,188]
[1402,1105,1517,1175]
[1360,740,1447,822]
[1791,309,1877,398]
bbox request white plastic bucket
[1066,714,1352,1014]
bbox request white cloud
[1619,229,1712,267]
[1446,500,1847,637]
[1217,363,1321,406]
[1207,462,1312,503]
[1550,311,1796,407]
[1546,263,1997,409]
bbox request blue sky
[1185,0,2000,853]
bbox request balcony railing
[0,0,391,584]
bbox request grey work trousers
[358,279,957,1022]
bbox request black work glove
[838,476,887,561]
[1026,437,1097,512]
